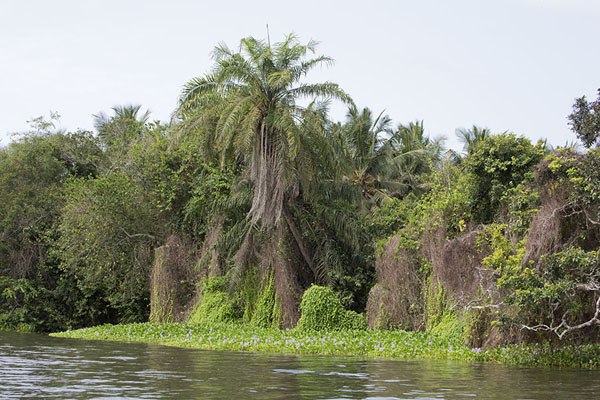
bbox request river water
[1,332,598,399]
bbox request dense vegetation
[2,35,600,363]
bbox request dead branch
[522,290,600,340]
[120,228,156,241]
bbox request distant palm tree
[387,121,444,196]
[332,107,391,202]
[456,125,491,155]
[93,104,150,149]
[333,112,443,205]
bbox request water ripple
[1,332,599,399]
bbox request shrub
[296,285,367,331]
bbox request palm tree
[179,34,352,228]
[177,35,353,326]
[456,125,491,155]
[386,121,444,196]
[332,107,392,204]
[332,111,443,206]
[93,105,151,167]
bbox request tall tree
[568,89,600,148]
[178,35,352,227]
[177,34,353,326]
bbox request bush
[466,133,545,224]
[296,285,367,331]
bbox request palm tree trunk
[282,204,315,275]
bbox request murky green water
[1,332,598,399]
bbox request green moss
[150,288,174,323]
[343,309,368,330]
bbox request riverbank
[51,322,600,369]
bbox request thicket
[1,35,598,348]
[366,137,600,345]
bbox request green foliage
[250,275,278,328]
[188,277,238,325]
[480,220,600,339]
[500,182,540,239]
[424,279,484,347]
[57,172,159,323]
[342,309,368,331]
[0,267,89,332]
[465,133,545,224]
[430,312,466,345]
[368,195,417,240]
[547,148,600,228]
[182,165,234,238]
[479,224,526,278]
[504,248,599,333]
[568,89,600,148]
[0,276,42,332]
[0,131,103,276]
[296,285,367,331]
[424,278,447,330]
[419,166,473,238]
[390,162,472,242]
[0,130,105,332]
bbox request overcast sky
[1,0,599,149]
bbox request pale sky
[1,0,599,149]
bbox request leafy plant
[296,285,367,331]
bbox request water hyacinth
[51,322,600,369]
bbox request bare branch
[522,290,600,340]
[120,228,156,241]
